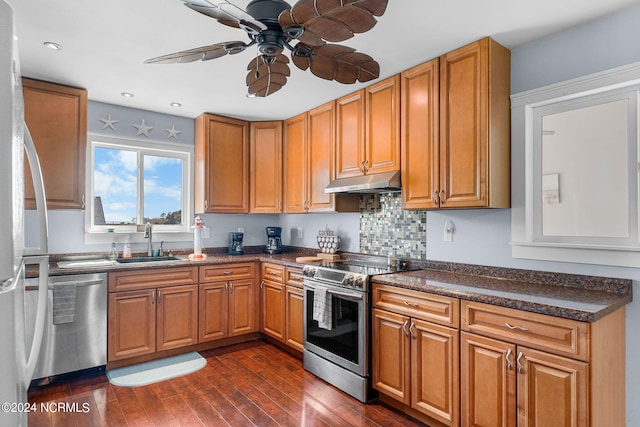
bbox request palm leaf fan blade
[246,55,290,97]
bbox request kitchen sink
[115,256,186,264]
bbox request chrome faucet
[144,222,153,256]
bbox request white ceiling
[10,0,640,121]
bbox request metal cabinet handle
[403,301,419,308]
[402,320,409,337]
[228,281,233,294]
[151,290,155,305]
[439,189,445,204]
[432,190,439,206]
[505,348,513,370]
[409,322,416,339]
[260,280,264,290]
[505,322,529,332]
[204,199,208,211]
[81,195,85,210]
[516,352,524,374]
[362,160,369,174]
[157,290,161,303]
[269,271,279,275]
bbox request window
[85,134,193,239]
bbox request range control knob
[345,274,356,286]
[302,266,316,277]
[353,275,365,288]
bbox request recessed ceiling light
[43,41,63,50]
[170,102,182,107]
[121,92,134,98]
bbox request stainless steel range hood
[325,170,401,194]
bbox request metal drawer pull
[409,322,416,339]
[516,352,524,374]
[505,348,513,370]
[402,320,409,337]
[269,271,279,275]
[403,301,419,308]
[223,271,233,275]
[504,322,529,332]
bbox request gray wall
[427,4,640,424]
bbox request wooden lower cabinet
[373,308,459,426]
[284,284,304,352]
[157,285,199,351]
[260,263,304,353]
[108,289,156,361]
[199,264,258,343]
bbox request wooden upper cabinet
[250,121,282,213]
[365,75,401,175]
[335,76,400,178]
[23,78,87,210]
[195,114,249,213]
[401,59,440,210]
[283,112,308,213]
[307,102,336,212]
[335,90,366,178]
[438,37,511,208]
[283,106,358,213]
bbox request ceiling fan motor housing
[246,0,291,25]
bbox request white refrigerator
[0,1,50,425]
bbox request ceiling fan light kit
[144,0,388,97]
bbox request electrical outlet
[238,227,245,233]
[201,227,210,239]
[443,221,454,242]
[297,227,303,238]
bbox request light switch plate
[443,221,454,242]
[297,227,303,238]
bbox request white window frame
[84,134,194,244]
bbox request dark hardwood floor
[28,340,427,426]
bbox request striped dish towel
[312,285,332,330]
[53,282,77,325]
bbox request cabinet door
[461,332,516,427]
[195,114,249,213]
[250,121,282,213]
[439,39,487,208]
[108,289,155,361]
[285,284,304,352]
[261,279,285,341]
[228,278,257,336]
[401,59,440,209]
[372,308,411,405]
[307,101,335,212]
[365,75,400,174]
[411,319,459,426]
[336,90,366,178]
[517,347,588,427]
[199,282,229,342]
[23,78,87,210]
[156,285,198,351]
[283,112,308,213]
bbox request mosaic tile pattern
[359,193,427,259]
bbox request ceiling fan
[145,0,388,97]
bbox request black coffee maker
[228,232,244,255]
[265,227,283,254]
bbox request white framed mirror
[512,62,640,266]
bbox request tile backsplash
[359,193,427,260]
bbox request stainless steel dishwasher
[25,272,107,380]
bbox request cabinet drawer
[109,267,198,292]
[285,267,304,288]
[461,301,589,361]
[200,263,256,283]
[261,263,284,282]
[373,283,459,328]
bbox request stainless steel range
[302,259,411,402]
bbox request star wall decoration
[166,124,182,139]
[99,114,118,131]
[133,119,153,137]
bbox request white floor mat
[106,352,206,387]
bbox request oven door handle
[326,288,365,302]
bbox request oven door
[303,280,368,377]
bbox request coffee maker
[265,227,283,254]
[228,232,244,255]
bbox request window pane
[143,155,183,225]
[93,147,137,225]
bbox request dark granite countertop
[35,247,632,323]
[372,266,632,322]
